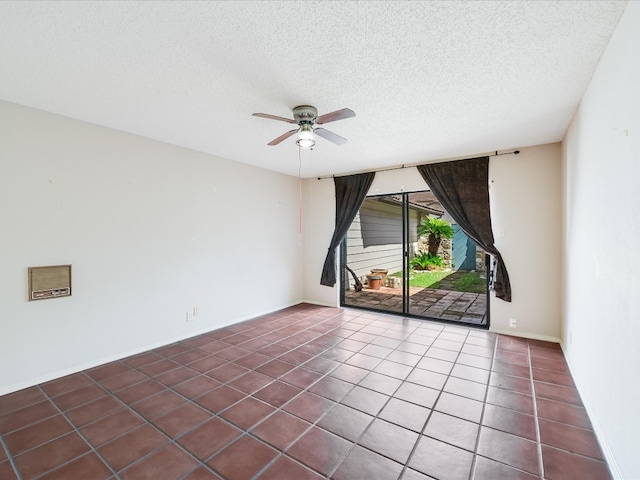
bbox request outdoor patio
[344,286,487,325]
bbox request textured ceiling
[0,1,627,178]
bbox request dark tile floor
[0,304,609,479]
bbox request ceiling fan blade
[315,108,356,125]
[252,112,297,124]
[314,127,347,146]
[267,129,299,146]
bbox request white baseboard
[0,301,302,397]
[301,299,339,308]
[489,328,561,344]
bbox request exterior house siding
[345,198,419,281]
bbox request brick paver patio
[344,285,487,325]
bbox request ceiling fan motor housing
[293,105,318,124]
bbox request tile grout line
[0,432,24,480]
[105,327,307,479]
[4,306,581,480]
[247,311,421,479]
[397,330,443,478]
[7,309,323,477]
[4,311,443,480]
[4,378,127,478]
[467,330,499,480]
[5,308,443,478]
[323,325,419,479]
[166,318,331,479]
[323,314,426,473]
[185,309,338,477]
[528,344,546,479]
[396,325,478,479]
[195,309,360,479]
[47,365,226,479]
[285,311,389,479]
[96,364,227,478]
[253,309,380,479]
[33,383,121,480]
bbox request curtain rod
[315,149,520,180]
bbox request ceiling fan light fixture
[253,105,354,146]
[296,124,315,148]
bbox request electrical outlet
[509,318,517,328]
[186,312,192,323]
[290,288,294,295]
[193,307,199,317]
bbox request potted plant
[370,269,389,282]
[366,274,383,290]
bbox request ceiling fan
[252,105,355,148]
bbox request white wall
[302,168,428,307]
[489,144,562,341]
[303,153,563,342]
[302,176,340,307]
[561,2,640,478]
[0,101,303,395]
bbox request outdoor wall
[346,209,404,282]
[345,198,420,282]
[561,2,639,478]
[0,101,303,395]
[303,147,563,343]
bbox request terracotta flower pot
[366,275,382,290]
[370,269,388,281]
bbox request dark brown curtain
[417,157,512,302]
[320,172,376,287]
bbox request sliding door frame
[340,191,491,330]
[402,195,410,313]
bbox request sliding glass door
[340,193,411,314]
[341,191,489,327]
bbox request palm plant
[417,216,455,256]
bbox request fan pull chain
[298,146,304,246]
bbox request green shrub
[410,251,444,270]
